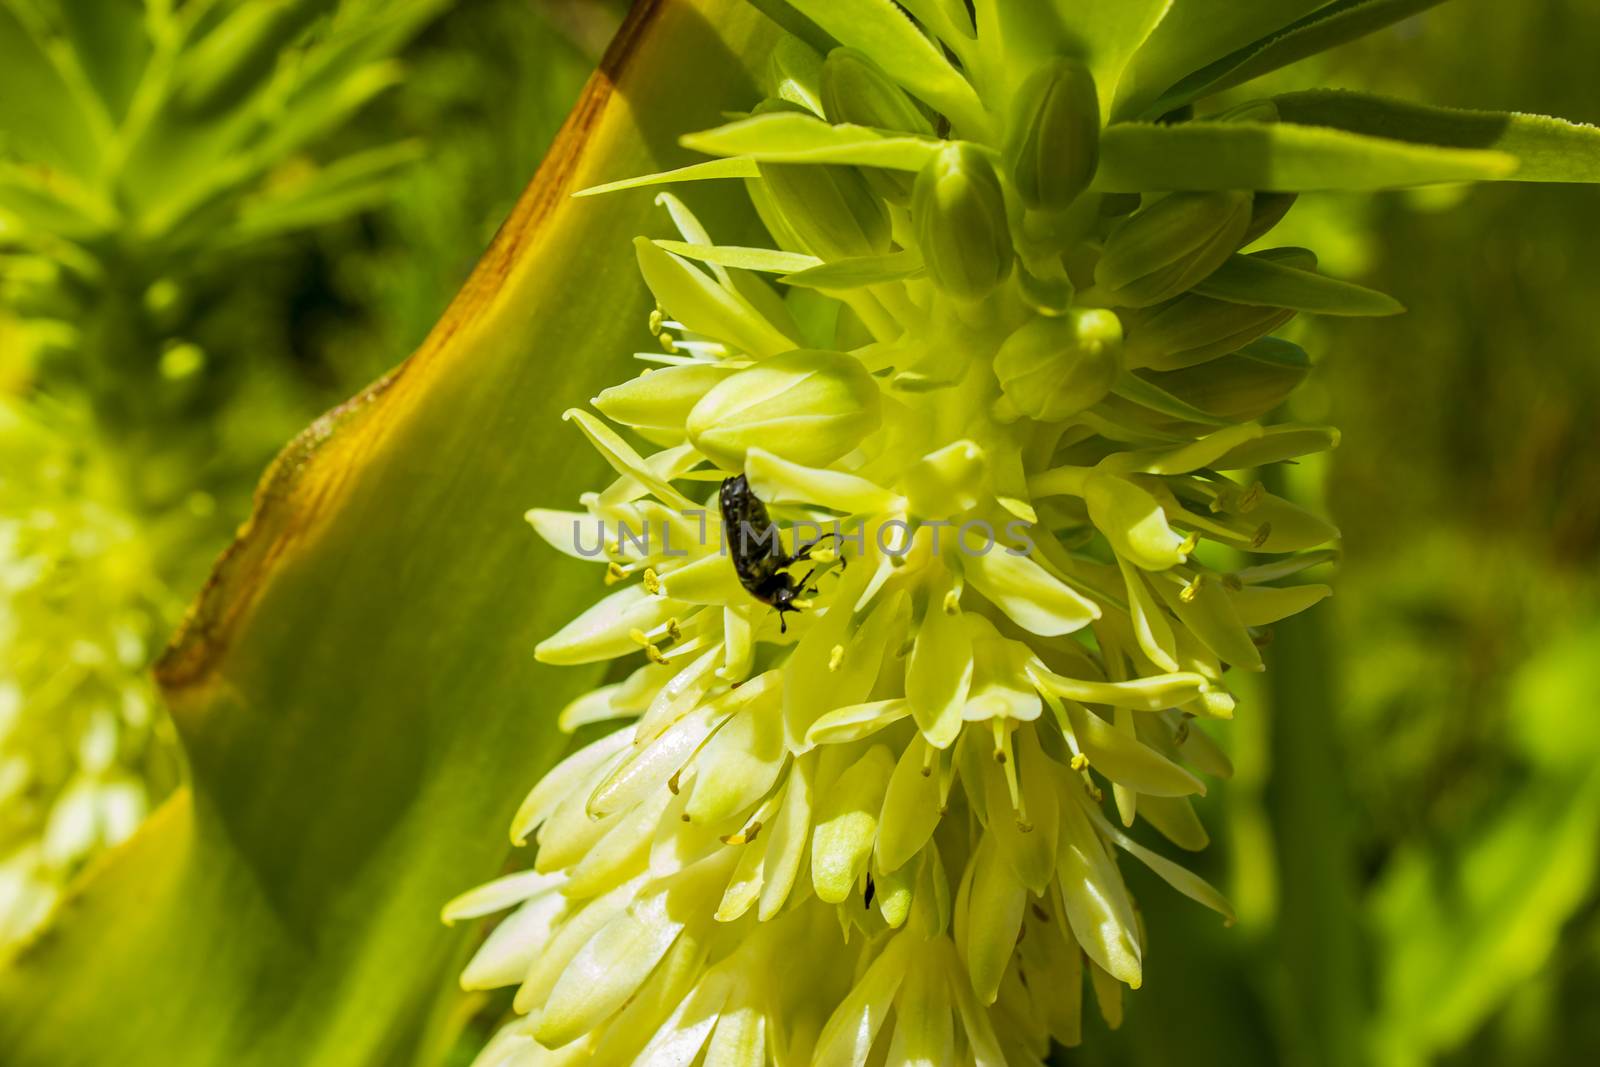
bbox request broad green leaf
[0,4,776,1067]
[1147,1,1450,116]
[781,0,990,136]
[1275,89,1600,183]
[1192,251,1404,316]
[1113,0,1328,120]
[1094,120,1517,192]
[681,113,944,170]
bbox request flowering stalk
[446,2,1600,1064]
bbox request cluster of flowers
[447,3,1408,1065]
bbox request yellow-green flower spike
[448,1,1600,1063]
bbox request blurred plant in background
[0,0,616,947]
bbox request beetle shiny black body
[719,474,839,632]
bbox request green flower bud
[758,162,892,261]
[820,47,933,203]
[1143,338,1310,420]
[913,143,1014,302]
[686,349,881,470]
[994,309,1124,421]
[1008,58,1100,212]
[1240,192,1298,247]
[1095,190,1254,308]
[1124,293,1295,372]
[593,363,738,430]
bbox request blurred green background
[2,2,1598,1066]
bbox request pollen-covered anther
[647,306,664,335]
[642,567,662,595]
[1180,576,1203,603]
[1070,753,1090,771]
[605,561,628,585]
[1179,531,1201,556]
[1252,522,1274,549]
[942,589,961,615]
[722,820,762,845]
[827,644,844,672]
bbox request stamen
[605,561,628,585]
[1180,576,1203,603]
[1070,753,1090,772]
[943,589,961,615]
[828,644,845,672]
[1252,522,1273,548]
[721,820,762,845]
[1237,481,1265,513]
[1178,531,1200,556]
[648,307,665,335]
[642,567,662,595]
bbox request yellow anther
[1180,576,1203,603]
[648,307,665,335]
[1179,531,1200,555]
[667,770,682,795]
[605,561,628,585]
[606,538,622,556]
[828,644,845,672]
[628,628,651,647]
[1252,522,1273,548]
[665,617,682,642]
[1070,753,1089,771]
[721,820,762,845]
[645,643,668,665]
[943,589,961,615]
[642,567,662,595]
